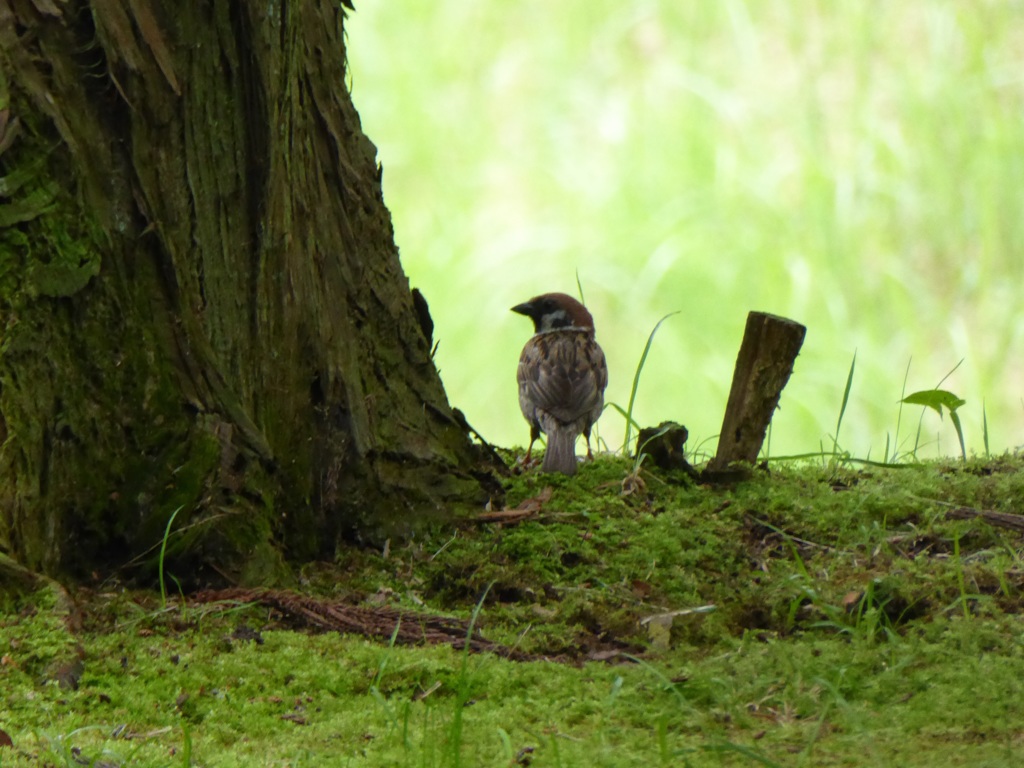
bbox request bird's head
[511,293,595,334]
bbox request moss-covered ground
[2,454,1023,766]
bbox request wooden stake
[708,312,806,474]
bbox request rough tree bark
[0,1,499,584]
[708,312,806,474]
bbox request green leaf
[901,389,965,418]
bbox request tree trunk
[0,1,499,584]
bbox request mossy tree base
[0,1,500,583]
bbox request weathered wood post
[708,312,806,473]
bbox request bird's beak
[511,302,534,316]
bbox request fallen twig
[942,506,1024,534]
[192,588,542,660]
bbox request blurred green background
[347,1,1024,460]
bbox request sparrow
[512,292,608,475]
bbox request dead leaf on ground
[842,591,863,612]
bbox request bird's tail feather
[541,427,578,475]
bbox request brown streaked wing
[518,331,604,425]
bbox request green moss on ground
[1,455,1022,766]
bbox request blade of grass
[828,351,856,468]
[159,505,185,610]
[606,402,642,434]
[936,358,964,388]
[891,358,912,463]
[622,312,680,456]
[982,401,990,458]
[950,409,967,462]
[180,724,192,768]
[450,581,494,768]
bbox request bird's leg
[583,426,594,460]
[524,425,541,463]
